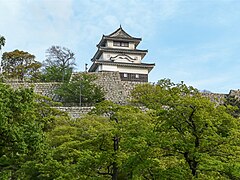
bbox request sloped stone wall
[229,89,240,99]
[6,72,147,118]
[202,90,240,105]
[93,72,127,104]
[121,81,146,99]
[202,92,227,105]
[91,72,146,104]
[7,72,240,118]
[55,106,94,118]
[6,72,144,104]
[7,82,61,100]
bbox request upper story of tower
[97,25,142,49]
[89,26,155,82]
[91,26,148,64]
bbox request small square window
[124,73,128,78]
[113,41,129,47]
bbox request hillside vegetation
[0,79,240,180]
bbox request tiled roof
[107,26,135,39]
[100,47,147,53]
[89,60,155,72]
[97,26,141,47]
[92,47,147,61]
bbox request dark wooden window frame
[113,41,129,47]
[120,72,148,82]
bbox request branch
[97,164,113,176]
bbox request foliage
[91,101,187,179]
[224,94,240,118]
[0,83,69,179]
[131,79,240,179]
[1,76,240,179]
[0,35,6,50]
[55,73,105,105]
[41,46,75,82]
[29,101,164,179]
[40,65,72,82]
[32,100,193,179]
[1,50,42,81]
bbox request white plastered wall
[102,52,142,63]
[98,64,149,74]
[117,66,148,74]
[101,64,118,71]
[106,40,135,50]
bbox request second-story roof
[91,47,148,61]
[89,60,155,72]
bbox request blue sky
[0,0,240,93]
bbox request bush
[55,73,105,105]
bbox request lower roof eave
[88,61,155,73]
[88,63,97,72]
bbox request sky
[0,0,240,93]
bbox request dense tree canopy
[55,73,105,105]
[1,50,42,81]
[0,83,67,179]
[27,101,158,179]
[1,77,240,179]
[131,79,240,179]
[41,46,75,82]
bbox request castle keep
[89,26,155,82]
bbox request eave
[91,47,148,61]
[89,61,155,73]
[97,36,142,48]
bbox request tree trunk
[112,136,119,180]
[112,162,118,180]
[184,152,198,178]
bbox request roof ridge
[107,26,133,38]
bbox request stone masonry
[5,72,240,118]
[92,71,145,104]
[7,82,61,100]
[55,106,94,119]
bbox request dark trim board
[120,73,148,82]
[88,61,155,72]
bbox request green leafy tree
[0,35,5,51]
[1,50,42,81]
[131,79,240,179]
[55,73,105,105]
[34,101,188,180]
[224,94,240,118]
[31,101,158,179]
[41,46,75,82]
[0,35,6,75]
[0,83,69,179]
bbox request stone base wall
[6,72,149,118]
[202,92,227,105]
[7,82,61,100]
[92,72,146,104]
[55,106,94,119]
[6,72,149,104]
[6,71,240,118]
[229,90,240,100]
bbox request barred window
[113,41,129,47]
